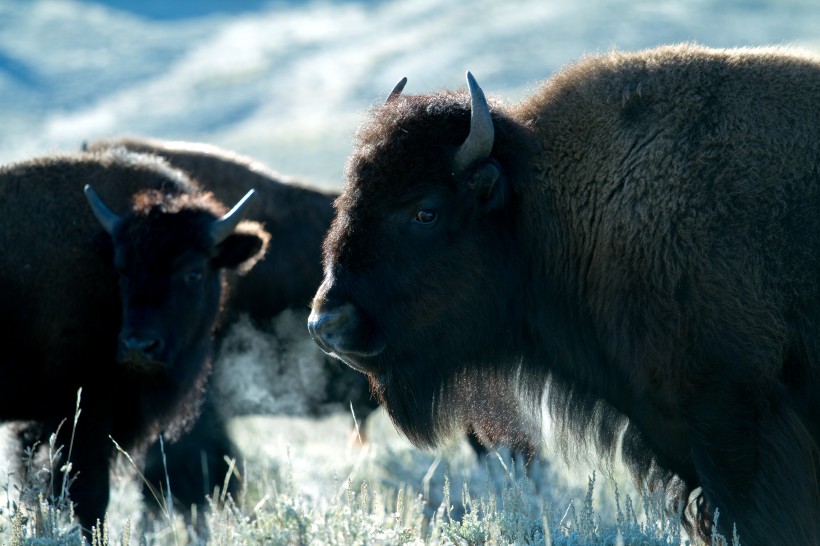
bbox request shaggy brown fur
[83,137,378,514]
[85,138,336,320]
[310,44,820,545]
[0,148,269,533]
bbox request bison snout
[308,302,383,372]
[307,303,360,353]
[118,333,165,369]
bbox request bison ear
[212,220,271,274]
[465,161,509,212]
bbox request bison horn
[84,184,121,235]
[453,71,494,174]
[385,77,408,104]
[209,189,256,244]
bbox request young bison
[0,149,269,533]
[309,44,820,544]
[83,137,377,515]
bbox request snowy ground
[1,0,818,190]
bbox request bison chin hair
[369,360,542,453]
[371,355,709,538]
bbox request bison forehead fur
[311,44,820,545]
[0,148,269,533]
[84,136,337,320]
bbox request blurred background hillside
[1,0,818,190]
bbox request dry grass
[0,403,745,545]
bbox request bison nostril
[307,309,345,354]
[120,336,164,361]
[308,303,363,353]
[307,303,385,371]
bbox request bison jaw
[307,302,384,373]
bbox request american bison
[308,44,820,544]
[83,137,377,514]
[0,148,269,533]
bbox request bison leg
[689,398,819,545]
[142,396,240,516]
[467,427,538,468]
[65,432,113,536]
[42,402,114,537]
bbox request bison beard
[310,44,820,545]
[369,361,541,456]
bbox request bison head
[85,185,269,376]
[309,73,538,447]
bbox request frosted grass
[0,405,743,545]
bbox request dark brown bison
[308,44,820,545]
[0,148,269,533]
[83,137,377,514]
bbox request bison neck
[515,182,694,481]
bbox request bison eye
[414,209,438,224]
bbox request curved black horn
[210,189,256,244]
[453,71,494,173]
[385,77,408,104]
[84,184,121,235]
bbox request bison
[308,44,820,545]
[83,137,377,515]
[0,148,269,533]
